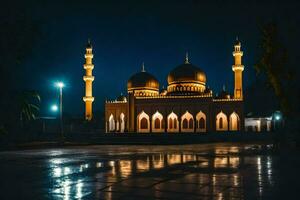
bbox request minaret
[232,37,244,99]
[83,39,94,120]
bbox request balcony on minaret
[84,64,94,70]
[83,76,95,82]
[83,96,94,102]
[232,64,244,72]
[84,54,93,59]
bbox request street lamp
[55,81,65,140]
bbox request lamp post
[55,82,65,140]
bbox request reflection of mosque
[49,147,274,199]
[105,39,245,133]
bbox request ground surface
[0,143,282,199]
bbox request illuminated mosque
[83,39,245,133]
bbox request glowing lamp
[55,82,65,89]
[51,104,58,112]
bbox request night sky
[11,0,299,117]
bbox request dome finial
[141,62,145,72]
[185,52,190,64]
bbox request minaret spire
[83,39,95,120]
[185,52,190,64]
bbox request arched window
[219,117,223,128]
[154,118,160,129]
[137,111,150,133]
[183,119,188,129]
[109,114,115,132]
[173,119,177,129]
[216,111,228,131]
[189,118,193,129]
[120,113,125,133]
[196,111,206,132]
[141,118,148,129]
[167,112,179,132]
[152,111,163,132]
[229,112,240,131]
[199,118,205,129]
[169,118,173,129]
[181,111,194,132]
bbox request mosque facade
[100,40,245,133]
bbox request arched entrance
[109,114,115,132]
[216,111,228,131]
[229,112,240,131]
[167,112,179,133]
[196,111,206,132]
[152,111,164,133]
[120,113,125,132]
[181,111,194,132]
[137,111,150,133]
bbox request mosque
[83,39,245,133]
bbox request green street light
[51,104,58,112]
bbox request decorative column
[83,39,95,120]
[232,37,244,99]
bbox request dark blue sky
[20,0,299,116]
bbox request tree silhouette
[18,91,41,128]
[255,22,293,117]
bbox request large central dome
[167,55,207,95]
[127,64,159,97]
[127,71,159,90]
[168,63,206,84]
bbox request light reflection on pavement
[0,143,279,199]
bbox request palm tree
[18,90,41,128]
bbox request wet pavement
[0,143,280,199]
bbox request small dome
[160,87,168,96]
[117,94,127,102]
[127,71,159,91]
[168,63,206,85]
[217,86,230,99]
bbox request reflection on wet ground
[0,144,279,199]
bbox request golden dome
[127,71,159,91]
[167,63,206,85]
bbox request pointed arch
[181,111,194,132]
[109,114,115,132]
[137,111,150,133]
[120,113,125,133]
[196,111,206,132]
[229,112,240,131]
[152,111,164,133]
[167,112,179,133]
[216,111,228,131]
